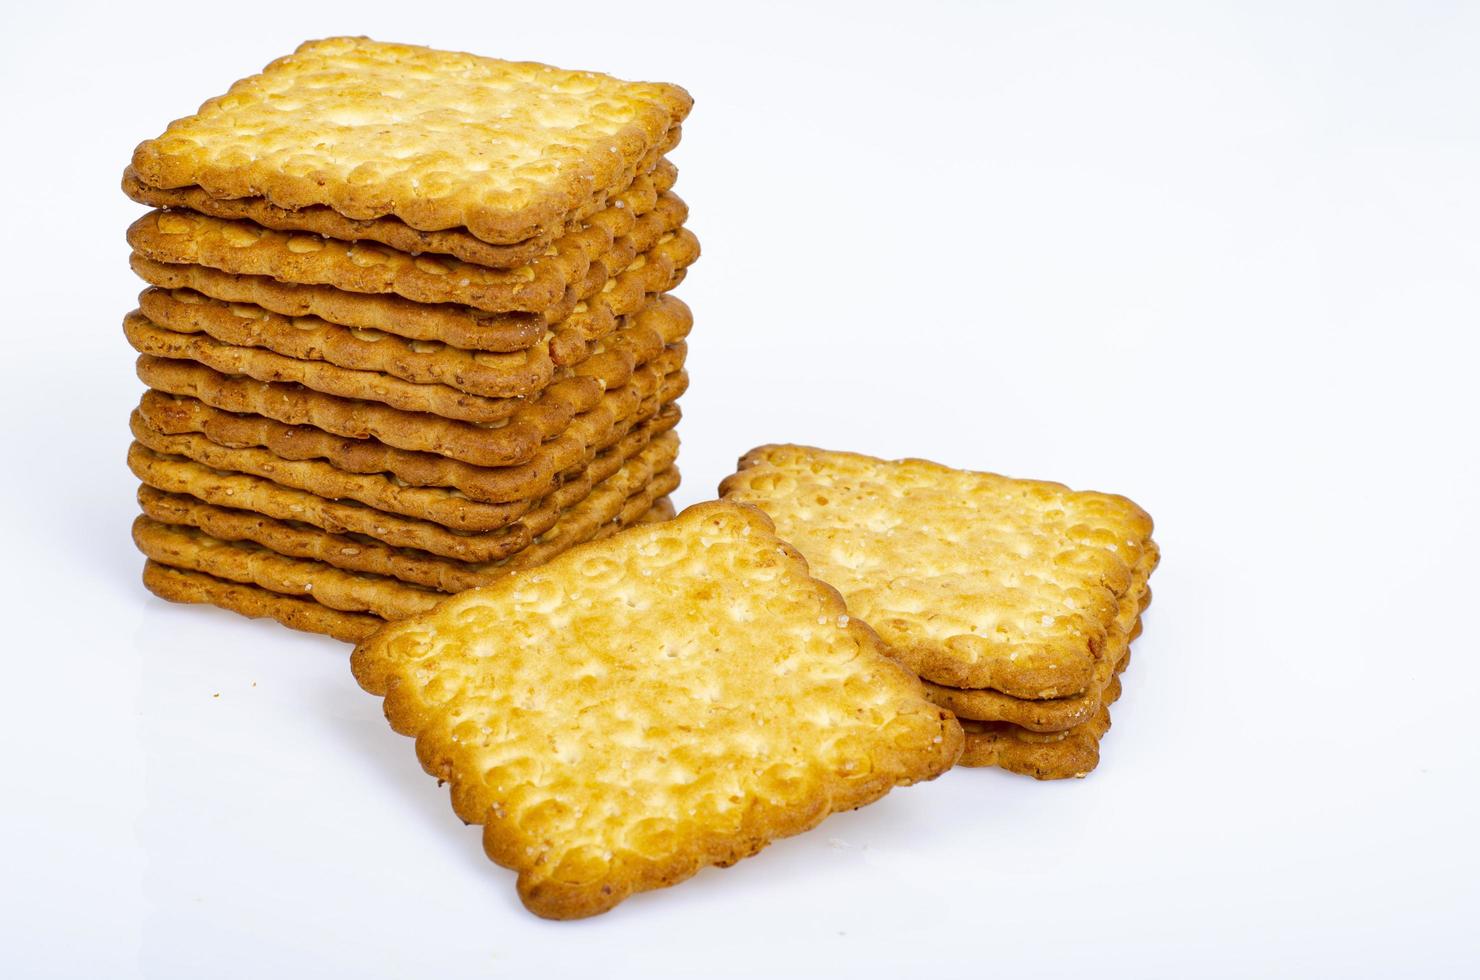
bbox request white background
[2,1,1477,976]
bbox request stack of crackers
[120,38,697,642]
[720,445,1159,779]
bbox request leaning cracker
[137,437,681,592]
[138,496,679,643]
[350,502,962,918]
[130,37,691,244]
[123,143,678,267]
[720,445,1157,699]
[127,220,697,352]
[129,427,679,563]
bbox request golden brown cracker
[129,426,679,564]
[127,219,697,352]
[137,496,678,644]
[957,673,1125,779]
[136,288,691,399]
[136,443,680,592]
[128,394,681,536]
[142,560,382,642]
[135,342,686,468]
[125,195,690,315]
[126,290,686,423]
[720,445,1157,699]
[123,145,678,268]
[130,37,691,244]
[350,502,962,918]
[134,374,682,507]
[920,551,1156,730]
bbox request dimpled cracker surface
[720,445,1157,699]
[350,502,962,919]
[130,37,692,244]
[122,147,679,269]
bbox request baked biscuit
[958,674,1125,779]
[136,438,680,592]
[720,445,1157,699]
[134,341,685,468]
[921,553,1155,731]
[142,561,382,642]
[128,426,680,562]
[130,37,691,244]
[136,289,691,399]
[125,289,686,422]
[133,385,682,508]
[350,502,962,918]
[122,148,679,268]
[127,220,697,351]
[139,498,677,643]
[125,196,692,316]
[133,460,682,612]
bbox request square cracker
[139,498,678,643]
[129,37,692,244]
[719,445,1157,699]
[350,502,963,918]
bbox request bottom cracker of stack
[140,458,679,644]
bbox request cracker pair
[125,37,699,640]
[720,445,1158,779]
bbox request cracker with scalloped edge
[123,141,679,269]
[129,37,691,244]
[719,445,1157,700]
[133,452,681,619]
[137,289,691,400]
[125,288,686,423]
[130,421,679,565]
[958,672,1125,779]
[139,499,677,644]
[127,220,697,352]
[133,375,681,510]
[126,196,690,318]
[349,501,961,918]
[921,551,1155,731]
[136,431,679,592]
[135,338,685,469]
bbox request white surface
[2,1,1477,976]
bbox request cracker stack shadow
[720,445,1159,779]
[120,37,698,638]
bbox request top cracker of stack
[126,36,691,259]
